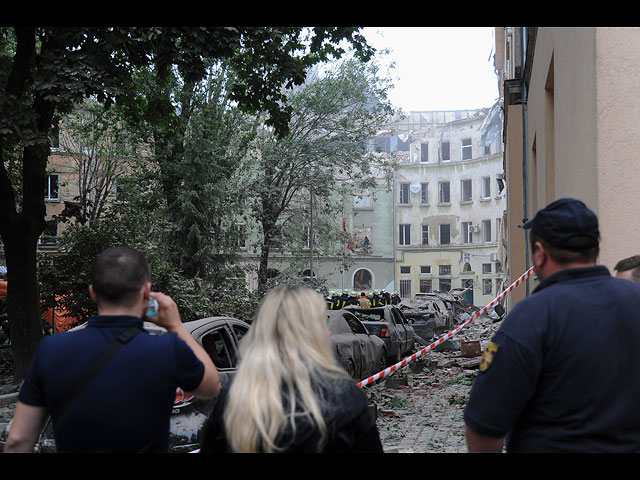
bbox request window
[463,262,472,272]
[461,179,472,202]
[482,176,491,199]
[235,224,247,249]
[462,222,472,244]
[399,224,411,246]
[420,265,431,274]
[439,279,451,291]
[38,220,58,245]
[421,225,429,245]
[483,278,492,295]
[420,142,428,163]
[482,220,492,243]
[482,263,492,274]
[419,279,432,293]
[45,174,59,201]
[201,328,237,370]
[354,190,372,208]
[399,183,410,204]
[400,265,411,274]
[421,183,429,204]
[496,262,504,273]
[442,141,450,162]
[439,265,451,276]
[439,224,450,245]
[400,279,412,298]
[461,138,472,160]
[438,181,450,204]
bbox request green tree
[244,58,396,288]
[0,26,372,381]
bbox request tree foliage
[0,26,372,381]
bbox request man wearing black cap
[464,198,640,452]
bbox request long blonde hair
[224,285,348,452]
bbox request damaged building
[368,108,507,307]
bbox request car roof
[69,316,249,335]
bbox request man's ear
[89,285,97,303]
[142,282,152,302]
[532,241,547,269]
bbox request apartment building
[388,108,506,306]
[498,27,640,307]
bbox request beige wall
[519,27,640,274]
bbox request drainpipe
[520,26,531,296]
[392,169,397,293]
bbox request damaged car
[328,310,387,381]
[0,316,250,453]
[345,305,416,365]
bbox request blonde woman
[200,285,383,453]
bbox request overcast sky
[361,27,499,113]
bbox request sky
[361,27,499,113]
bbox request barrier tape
[356,265,535,388]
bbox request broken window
[439,279,451,291]
[462,222,472,244]
[419,279,432,293]
[461,138,472,161]
[482,219,492,243]
[399,183,410,204]
[439,224,450,245]
[201,328,235,369]
[482,176,491,199]
[421,183,429,204]
[461,179,472,202]
[442,141,450,162]
[439,265,451,276]
[483,278,492,295]
[420,142,428,163]
[438,181,450,204]
[399,224,411,246]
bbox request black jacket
[200,375,383,453]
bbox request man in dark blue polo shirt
[464,198,640,452]
[5,247,220,452]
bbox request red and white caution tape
[356,266,535,388]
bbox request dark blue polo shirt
[18,315,204,452]
[464,266,640,452]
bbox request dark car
[327,310,387,381]
[344,305,416,365]
[0,316,250,453]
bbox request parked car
[344,305,416,365]
[327,310,387,381]
[0,316,250,453]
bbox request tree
[0,26,373,381]
[244,58,396,288]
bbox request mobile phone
[145,297,159,318]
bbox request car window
[232,324,249,344]
[342,313,367,335]
[201,327,235,369]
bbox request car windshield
[350,310,385,322]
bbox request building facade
[388,109,506,306]
[498,26,640,307]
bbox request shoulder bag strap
[53,325,144,421]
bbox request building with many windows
[386,107,506,306]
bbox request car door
[341,312,370,378]
[390,307,411,356]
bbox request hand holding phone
[145,297,159,318]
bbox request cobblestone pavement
[365,351,483,453]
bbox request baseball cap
[522,198,599,250]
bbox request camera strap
[53,325,144,421]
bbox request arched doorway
[353,268,373,291]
